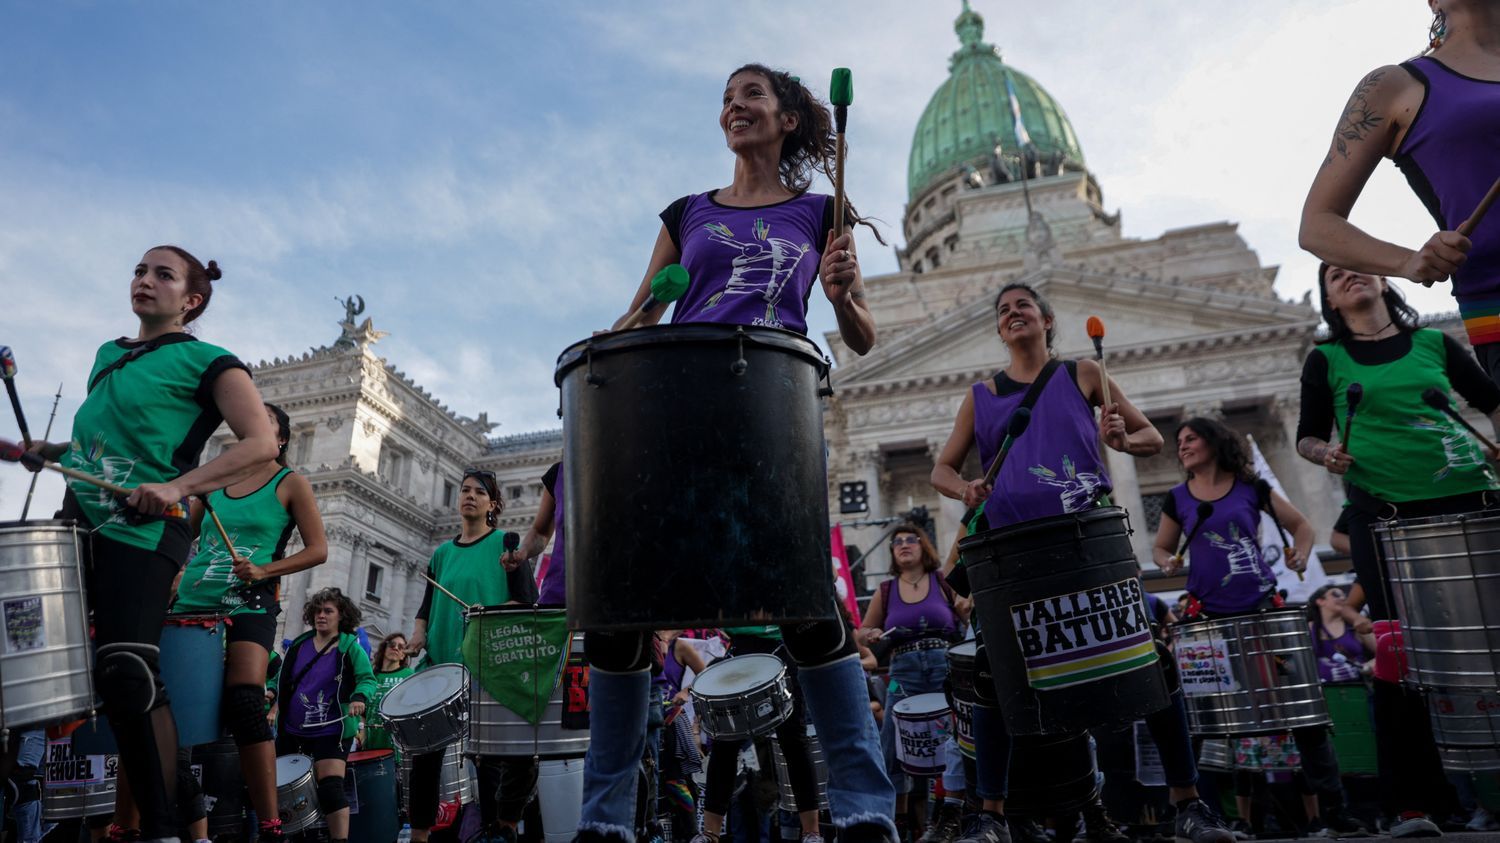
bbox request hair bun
[205,260,222,281]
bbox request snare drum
[0,520,94,729]
[892,693,950,775]
[555,325,836,630]
[959,508,1169,735]
[1174,608,1329,736]
[275,754,321,833]
[690,653,794,740]
[380,664,469,754]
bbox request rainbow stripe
[1025,638,1157,690]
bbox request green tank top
[61,334,245,557]
[174,467,296,616]
[363,665,415,751]
[424,529,514,668]
[1319,329,1499,502]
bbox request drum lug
[818,357,834,398]
[731,328,748,376]
[585,347,603,387]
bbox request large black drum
[554,324,835,630]
[1006,732,1100,815]
[961,507,1169,735]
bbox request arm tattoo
[1331,70,1386,161]
[1297,436,1331,463]
[851,289,867,301]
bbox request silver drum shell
[1426,685,1500,771]
[0,521,94,729]
[1175,608,1329,736]
[690,655,794,741]
[41,738,117,821]
[468,633,589,758]
[275,755,321,833]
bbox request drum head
[382,664,467,716]
[949,641,977,658]
[347,749,393,764]
[894,693,951,718]
[276,755,312,784]
[694,654,784,697]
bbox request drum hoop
[384,667,467,715]
[1175,607,1308,635]
[554,323,829,386]
[463,604,566,620]
[892,693,951,718]
[958,506,1127,550]
[693,653,786,698]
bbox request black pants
[86,532,181,839]
[410,749,537,829]
[701,637,820,817]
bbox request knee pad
[317,775,349,814]
[223,683,274,746]
[95,642,165,716]
[585,630,652,672]
[781,615,856,667]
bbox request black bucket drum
[555,324,835,630]
[961,506,1170,736]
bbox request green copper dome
[908,1,1086,200]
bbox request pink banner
[831,524,861,625]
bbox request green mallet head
[650,263,690,305]
[830,67,853,107]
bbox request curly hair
[374,632,409,671]
[1175,417,1257,483]
[727,64,886,245]
[886,521,942,577]
[302,587,361,635]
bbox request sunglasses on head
[463,468,497,481]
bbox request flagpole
[1004,69,1036,218]
[20,383,62,521]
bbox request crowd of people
[2,2,1499,840]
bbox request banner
[461,610,571,725]
[1247,436,1329,603]
[1009,578,1158,690]
[830,524,861,625]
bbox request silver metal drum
[0,521,94,729]
[400,739,475,811]
[41,738,118,821]
[771,725,829,812]
[1174,608,1329,736]
[1426,685,1500,771]
[1198,738,1233,772]
[690,653,794,741]
[275,754,321,833]
[1375,512,1500,688]
[469,631,590,758]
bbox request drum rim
[692,652,787,697]
[464,604,567,619]
[0,518,81,530]
[892,692,952,717]
[1371,509,1500,534]
[958,505,1128,550]
[275,754,314,775]
[554,323,829,385]
[1174,606,1310,633]
[383,664,468,715]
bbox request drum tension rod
[731,329,747,376]
[585,348,603,387]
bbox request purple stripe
[1023,630,1153,667]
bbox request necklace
[900,574,924,587]
[1350,320,1394,338]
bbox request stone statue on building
[1023,211,1061,271]
[333,294,389,350]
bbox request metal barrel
[1175,608,1330,736]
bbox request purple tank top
[1171,479,1276,614]
[661,636,687,695]
[973,365,1112,528]
[538,463,566,606]
[666,192,828,333]
[1395,57,1500,342]
[1312,621,1370,683]
[882,572,957,643]
[285,641,342,737]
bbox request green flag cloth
[461,610,572,725]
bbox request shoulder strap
[879,577,892,609]
[996,358,1062,416]
[284,636,338,700]
[89,340,164,392]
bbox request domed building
[818,1,1352,594]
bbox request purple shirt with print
[538,462,567,606]
[1169,480,1277,615]
[663,191,830,334]
[285,642,343,737]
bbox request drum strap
[283,637,340,704]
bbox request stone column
[1105,447,1152,565]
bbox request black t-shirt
[541,462,561,497]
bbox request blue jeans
[579,667,652,841]
[9,729,46,843]
[879,646,950,794]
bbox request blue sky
[0,1,1447,515]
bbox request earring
[1429,8,1447,51]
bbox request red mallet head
[0,346,16,379]
[1086,315,1106,356]
[0,437,41,470]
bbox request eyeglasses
[890,535,922,547]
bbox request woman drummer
[270,588,376,843]
[856,522,965,837]
[362,632,415,753]
[1152,416,1367,837]
[580,63,894,843]
[1296,262,1500,835]
[171,400,328,840]
[405,469,537,843]
[1299,0,1500,381]
[23,246,278,843]
[931,282,1233,843]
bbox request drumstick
[0,347,32,449]
[830,67,853,244]
[1169,501,1214,571]
[1420,175,1500,287]
[0,437,129,495]
[980,407,1032,487]
[1341,383,1363,452]
[1086,317,1113,412]
[197,494,246,572]
[1254,478,1303,582]
[1422,387,1500,453]
[619,264,690,331]
[421,570,472,612]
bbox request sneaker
[1315,808,1370,838]
[1010,817,1048,843]
[1174,801,1234,843]
[1077,802,1130,843]
[1469,807,1500,832]
[955,813,1012,843]
[803,834,826,843]
[920,803,966,843]
[1389,813,1441,838]
[1227,820,1250,841]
